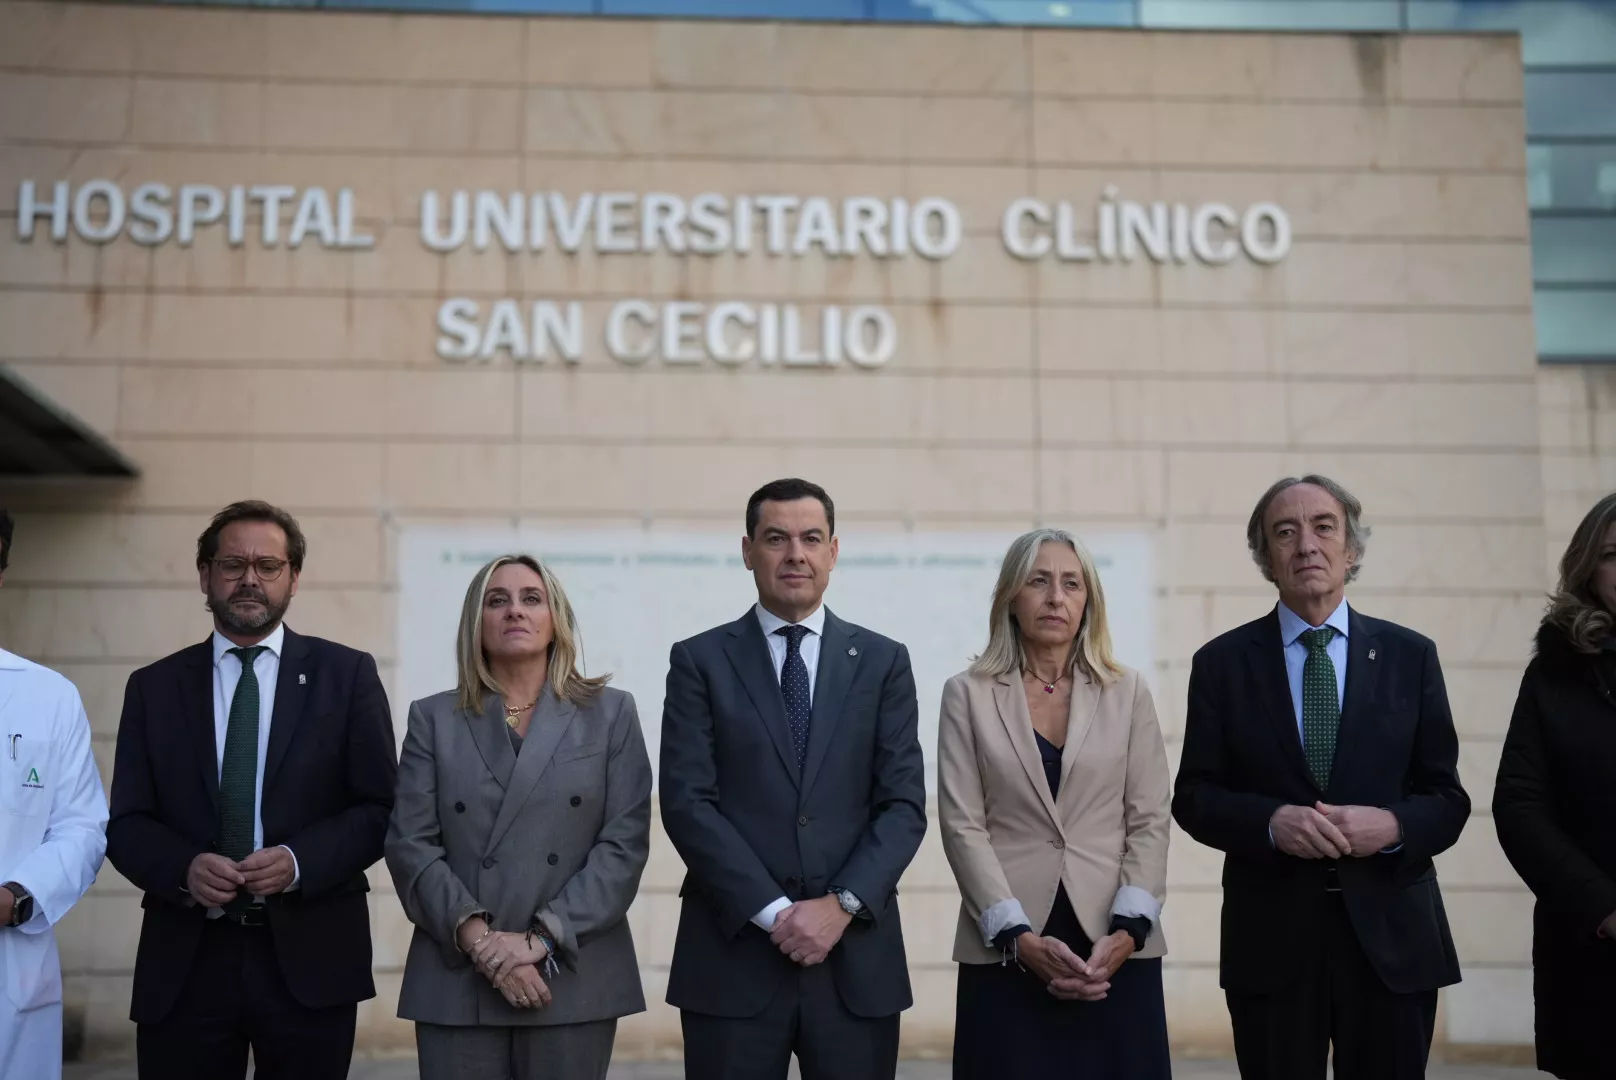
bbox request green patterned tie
[218,646,266,882]
[1300,628,1339,789]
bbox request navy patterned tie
[775,625,812,772]
[1300,628,1340,790]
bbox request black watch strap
[2,882,32,927]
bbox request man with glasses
[107,501,397,1080]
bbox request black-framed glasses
[211,557,289,581]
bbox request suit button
[798,816,809,827]
[454,802,466,813]
[1051,839,1065,850]
[570,796,582,807]
[547,854,559,866]
[482,857,496,869]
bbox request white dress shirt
[210,626,298,905]
[750,602,826,931]
[1277,598,1350,741]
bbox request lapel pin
[848,647,858,657]
[1367,650,1376,661]
[299,673,307,684]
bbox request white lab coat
[0,648,108,1080]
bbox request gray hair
[1245,475,1371,584]
[970,528,1124,686]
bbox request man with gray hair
[1172,475,1469,1080]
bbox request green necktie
[1300,627,1339,789]
[218,646,266,870]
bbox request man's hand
[769,896,852,966]
[238,847,297,897]
[1315,803,1401,857]
[187,853,246,906]
[494,963,552,1010]
[1269,804,1351,859]
[0,886,13,926]
[470,931,549,983]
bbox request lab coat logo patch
[22,767,42,788]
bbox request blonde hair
[971,529,1124,686]
[454,554,609,713]
[1545,492,1616,654]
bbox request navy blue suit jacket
[659,607,926,1018]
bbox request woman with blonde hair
[938,529,1172,1078]
[1495,493,1616,1079]
[385,554,652,1080]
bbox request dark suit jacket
[106,626,398,1023]
[659,607,927,1019]
[1171,605,1469,995]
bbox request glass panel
[1526,71,1616,138]
[1409,1,1616,67]
[602,0,866,16]
[326,0,592,9]
[876,0,1134,25]
[1536,286,1616,357]
[1140,0,1400,30]
[1533,215,1616,282]
[1529,142,1616,209]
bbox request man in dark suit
[106,500,398,1080]
[659,478,927,1080]
[1172,474,1470,1080]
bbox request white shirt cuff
[1111,884,1162,924]
[752,896,791,931]
[279,846,301,891]
[977,897,1031,949]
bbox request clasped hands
[186,848,296,906]
[456,917,553,1011]
[769,895,852,967]
[1019,930,1134,1002]
[1270,802,1402,860]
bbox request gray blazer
[385,685,652,1027]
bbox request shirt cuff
[1111,884,1161,924]
[752,896,791,931]
[978,897,1031,950]
[279,846,301,891]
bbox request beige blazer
[937,666,1171,965]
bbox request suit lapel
[722,610,801,788]
[184,641,219,811]
[993,676,1059,827]
[801,610,861,799]
[262,627,311,795]
[1330,609,1381,797]
[465,693,517,793]
[1056,672,1102,801]
[487,687,577,853]
[1245,610,1319,792]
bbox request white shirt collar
[211,622,286,666]
[1277,597,1350,648]
[754,602,826,639]
[0,647,29,670]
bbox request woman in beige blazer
[939,529,1172,1079]
[385,554,652,1080]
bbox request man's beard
[208,584,290,637]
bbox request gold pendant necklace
[504,698,538,728]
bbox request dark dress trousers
[659,607,927,1079]
[1172,606,1469,1080]
[106,627,398,1080]
[1494,622,1616,1080]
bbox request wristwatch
[830,887,866,918]
[2,882,33,927]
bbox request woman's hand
[494,963,552,1010]
[469,930,549,982]
[455,915,491,956]
[1015,932,1087,985]
[1047,930,1134,1002]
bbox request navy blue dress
[952,731,1172,1079]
